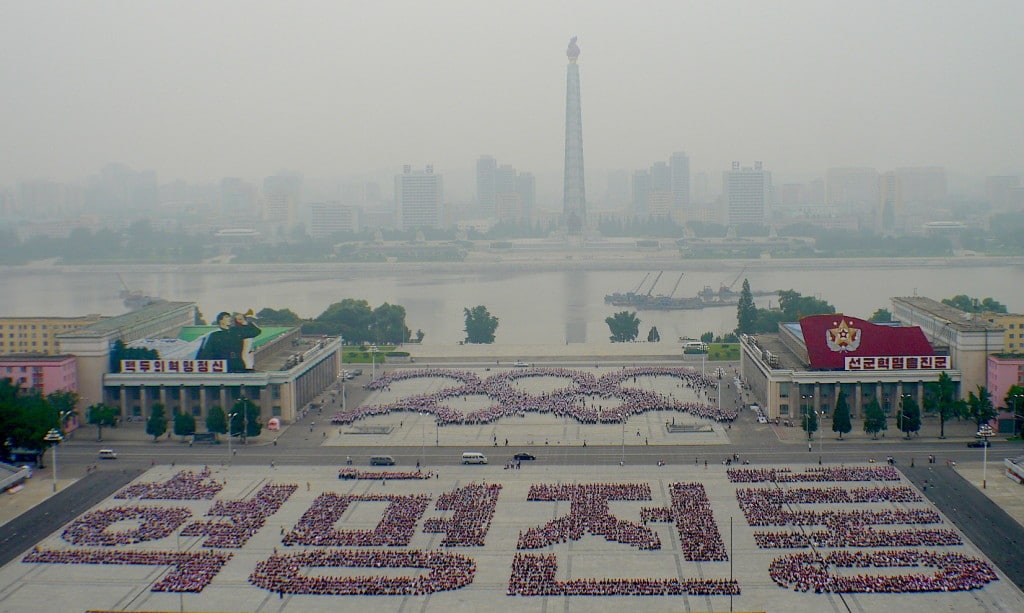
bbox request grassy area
[708,343,740,361]
[341,345,397,364]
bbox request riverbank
[5,254,1022,275]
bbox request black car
[967,440,992,448]
[513,452,536,461]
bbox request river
[2,257,1021,345]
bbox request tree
[869,308,893,322]
[735,279,756,334]
[255,307,303,325]
[926,371,958,439]
[146,403,168,441]
[800,406,818,440]
[86,403,118,442]
[647,326,660,342]
[371,303,412,344]
[941,294,1007,314]
[309,299,374,342]
[231,397,262,441]
[464,306,499,344]
[700,331,714,343]
[206,406,227,436]
[605,311,640,343]
[862,397,886,439]
[965,386,996,429]
[832,389,852,439]
[174,411,197,438]
[414,329,425,343]
[1005,384,1024,435]
[778,290,836,320]
[897,394,921,438]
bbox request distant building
[0,354,78,397]
[669,151,691,211]
[826,167,878,212]
[890,296,1005,398]
[0,315,106,356]
[724,162,771,226]
[262,172,302,227]
[979,311,1024,354]
[476,155,497,217]
[395,165,443,230]
[308,202,362,238]
[631,170,650,217]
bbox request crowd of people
[180,484,297,548]
[728,465,901,483]
[115,468,224,500]
[667,482,729,561]
[249,549,476,595]
[283,493,432,547]
[332,366,736,427]
[737,486,942,528]
[769,549,997,593]
[516,483,661,551]
[754,525,962,549]
[422,483,502,546]
[507,553,740,596]
[62,505,192,546]
[22,549,232,592]
[338,468,435,480]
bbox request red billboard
[799,314,935,370]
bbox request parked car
[967,440,992,448]
[98,449,118,459]
[513,452,536,461]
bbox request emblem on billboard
[826,319,861,352]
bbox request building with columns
[56,301,342,425]
[740,313,959,423]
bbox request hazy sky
[2,0,1023,191]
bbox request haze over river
[3,258,1022,346]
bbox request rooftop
[57,301,194,337]
[892,296,1006,332]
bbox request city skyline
[2,1,1022,191]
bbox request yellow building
[981,312,1024,353]
[0,315,106,356]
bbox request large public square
[2,358,1023,613]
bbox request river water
[3,258,1021,345]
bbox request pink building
[0,354,80,432]
[987,354,1024,435]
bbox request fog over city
[2,0,1023,201]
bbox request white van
[683,341,708,352]
[369,455,396,466]
[98,449,118,460]
[461,452,488,465]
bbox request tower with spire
[562,36,586,235]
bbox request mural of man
[197,311,261,372]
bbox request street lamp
[227,412,237,464]
[899,393,912,439]
[978,423,994,489]
[43,428,63,492]
[370,345,379,380]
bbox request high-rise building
[476,155,497,217]
[516,172,536,219]
[308,202,361,239]
[262,172,302,226]
[826,167,878,212]
[724,161,771,226]
[562,36,586,234]
[395,165,443,230]
[669,151,691,211]
[631,170,651,217]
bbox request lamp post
[899,393,912,439]
[370,345,378,380]
[979,423,994,489]
[227,412,237,464]
[44,428,63,492]
[419,413,426,468]
[620,418,625,466]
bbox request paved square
[1,462,1021,613]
